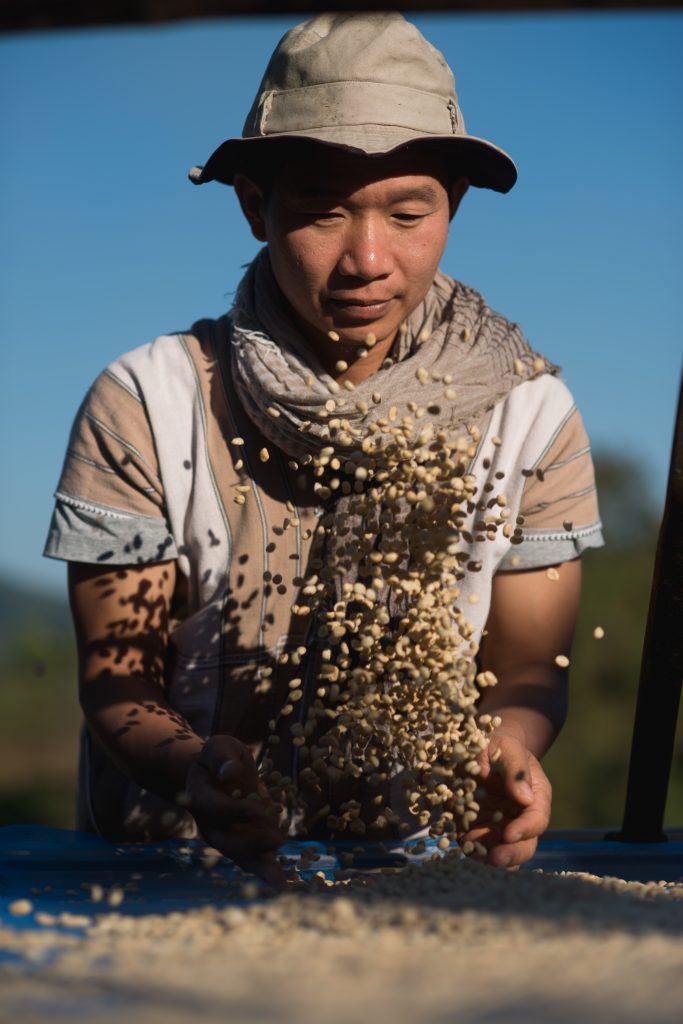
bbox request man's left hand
[456,728,552,868]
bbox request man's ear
[448,177,469,221]
[233,174,268,242]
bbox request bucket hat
[189,12,516,193]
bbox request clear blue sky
[1,11,681,596]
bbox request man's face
[235,147,466,360]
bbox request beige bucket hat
[189,12,517,193]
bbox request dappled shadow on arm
[72,562,208,838]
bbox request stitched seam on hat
[263,81,456,136]
[287,124,454,135]
[259,90,274,135]
[270,80,450,103]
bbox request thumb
[510,767,534,805]
[217,753,261,798]
[489,735,534,805]
[198,735,260,794]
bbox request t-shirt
[44,314,603,839]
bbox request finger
[459,791,547,853]
[197,736,260,792]
[454,792,520,837]
[460,830,502,859]
[488,747,534,806]
[203,821,284,866]
[241,851,288,891]
[460,812,522,857]
[502,792,551,845]
[472,793,522,820]
[216,755,260,793]
[189,778,269,823]
[486,835,538,869]
[461,819,506,847]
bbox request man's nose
[337,219,393,280]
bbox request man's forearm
[80,673,204,802]
[476,561,580,759]
[477,670,568,759]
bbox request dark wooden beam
[612,372,683,842]
[2,1,683,34]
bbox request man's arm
[69,561,285,885]
[479,558,581,754]
[458,559,582,867]
[69,560,203,798]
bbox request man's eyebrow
[386,185,441,204]
[283,183,442,204]
[284,185,341,202]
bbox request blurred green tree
[544,450,682,828]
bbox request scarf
[229,248,557,461]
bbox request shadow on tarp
[0,824,438,926]
[1,824,682,963]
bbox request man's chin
[320,317,399,347]
[292,306,399,353]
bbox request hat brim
[189,130,517,194]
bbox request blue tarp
[1,825,681,944]
[0,825,438,935]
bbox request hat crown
[243,12,462,138]
[190,11,517,194]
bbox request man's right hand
[186,735,287,889]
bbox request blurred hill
[0,576,80,826]
[0,450,680,830]
[0,577,71,643]
[544,451,682,828]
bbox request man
[45,12,602,886]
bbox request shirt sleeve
[497,400,604,570]
[43,366,178,566]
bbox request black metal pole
[3,1,683,34]
[613,370,683,842]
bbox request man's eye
[295,209,341,220]
[393,212,426,223]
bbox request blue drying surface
[1,824,681,962]
[0,825,436,938]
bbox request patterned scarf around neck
[229,248,557,461]
[228,251,560,832]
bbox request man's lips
[327,296,394,320]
